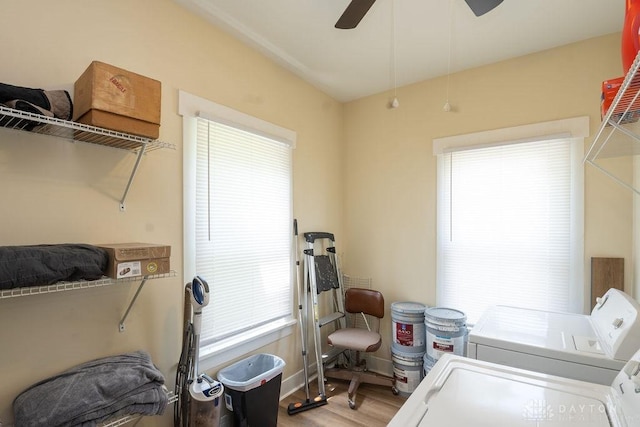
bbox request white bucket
[392,348,424,397]
[391,301,427,354]
[424,307,467,361]
[423,353,436,377]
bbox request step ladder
[303,231,347,398]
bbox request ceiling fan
[335,0,504,29]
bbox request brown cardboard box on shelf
[98,243,170,279]
[73,61,161,139]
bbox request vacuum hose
[174,286,195,427]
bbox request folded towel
[13,350,168,427]
[0,244,108,290]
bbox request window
[180,91,296,370]
[435,118,587,324]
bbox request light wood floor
[277,379,407,426]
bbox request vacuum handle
[191,276,210,307]
[192,313,202,336]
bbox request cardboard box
[601,76,624,119]
[601,76,640,125]
[74,61,161,139]
[98,243,171,279]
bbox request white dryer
[388,351,640,427]
[467,288,640,384]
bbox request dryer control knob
[595,294,609,309]
[613,317,624,329]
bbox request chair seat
[327,328,382,352]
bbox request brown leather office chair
[324,287,396,409]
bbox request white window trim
[433,116,589,155]
[434,116,588,316]
[179,90,296,370]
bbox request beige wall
[0,1,343,425]
[342,33,635,359]
[0,2,635,425]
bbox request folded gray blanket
[13,351,168,427]
[0,244,108,290]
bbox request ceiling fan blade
[335,0,377,29]
[464,0,504,16]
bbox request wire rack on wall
[343,274,372,290]
[100,391,178,427]
[584,49,640,194]
[342,274,373,330]
[0,271,176,300]
[0,104,174,152]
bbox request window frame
[179,91,296,371]
[433,117,588,322]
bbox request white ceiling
[175,0,626,102]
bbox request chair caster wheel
[392,387,399,395]
[348,399,356,409]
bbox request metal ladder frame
[302,231,347,398]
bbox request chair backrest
[344,288,385,319]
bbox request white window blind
[436,136,584,324]
[195,117,293,347]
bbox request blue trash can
[217,353,286,427]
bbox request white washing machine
[388,351,640,427]
[467,288,640,385]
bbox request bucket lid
[425,307,466,323]
[391,301,427,314]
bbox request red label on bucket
[396,322,414,346]
[433,342,454,352]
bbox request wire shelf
[585,49,640,163]
[100,390,178,427]
[0,271,176,300]
[0,104,175,209]
[584,50,640,196]
[0,104,174,152]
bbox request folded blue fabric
[13,350,168,427]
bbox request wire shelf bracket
[119,275,149,332]
[0,105,175,211]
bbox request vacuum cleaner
[175,276,224,427]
